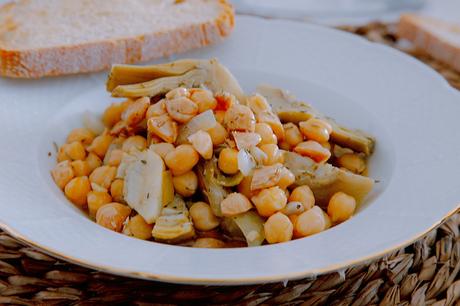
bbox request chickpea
[172,171,198,197]
[165,87,189,99]
[121,97,150,127]
[89,166,117,189]
[102,100,131,127]
[327,192,356,223]
[189,202,220,231]
[57,145,71,162]
[284,123,303,147]
[294,141,331,163]
[104,149,124,167]
[277,168,295,189]
[264,212,293,244]
[147,114,178,144]
[237,175,257,199]
[215,92,237,111]
[299,118,332,143]
[295,206,327,237]
[128,215,154,240]
[214,110,226,124]
[165,97,198,123]
[122,135,147,152]
[87,191,112,217]
[67,128,95,146]
[289,185,315,210]
[51,160,75,189]
[86,152,102,173]
[64,176,91,207]
[190,89,217,113]
[63,141,86,161]
[281,201,305,216]
[187,130,213,160]
[207,122,228,146]
[218,148,239,175]
[164,144,199,176]
[247,94,285,140]
[337,153,366,174]
[251,186,287,217]
[193,238,225,248]
[259,144,284,165]
[224,104,256,132]
[146,100,167,119]
[151,143,175,159]
[220,193,253,217]
[255,123,277,145]
[96,203,131,232]
[87,134,114,158]
[71,160,91,177]
[110,179,124,203]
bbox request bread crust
[398,14,460,73]
[0,0,234,78]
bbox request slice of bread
[0,0,234,78]
[398,14,460,73]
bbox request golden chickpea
[251,186,287,217]
[214,110,226,124]
[237,175,257,199]
[218,148,239,175]
[165,87,189,99]
[187,130,213,160]
[164,144,199,176]
[128,215,154,240]
[102,100,130,127]
[289,185,315,210]
[190,89,217,113]
[295,206,327,237]
[264,212,293,244]
[166,96,199,123]
[189,202,220,231]
[281,201,305,216]
[64,176,91,207]
[87,191,112,217]
[51,160,75,189]
[224,104,256,132]
[255,123,277,145]
[71,160,91,177]
[299,118,332,143]
[96,203,131,232]
[193,238,225,248]
[87,134,114,158]
[150,143,175,159]
[63,141,86,161]
[86,152,102,173]
[284,123,303,147]
[277,168,295,189]
[57,145,71,162]
[104,149,124,167]
[337,153,366,174]
[110,179,124,203]
[207,122,228,146]
[67,128,95,146]
[294,141,331,163]
[121,97,150,127]
[147,114,178,144]
[146,100,167,119]
[259,144,284,165]
[122,135,147,152]
[172,171,198,197]
[220,193,253,217]
[327,192,356,223]
[89,166,117,189]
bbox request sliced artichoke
[232,211,265,247]
[196,161,229,217]
[257,84,375,155]
[283,151,374,206]
[120,148,165,223]
[152,196,195,243]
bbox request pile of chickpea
[51,86,367,248]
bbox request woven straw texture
[0,23,459,306]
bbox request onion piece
[232,132,261,150]
[176,110,217,144]
[249,146,268,166]
[237,149,256,176]
[82,110,105,135]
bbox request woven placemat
[0,23,459,306]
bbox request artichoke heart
[152,196,195,243]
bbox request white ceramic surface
[0,16,459,285]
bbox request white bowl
[0,16,459,285]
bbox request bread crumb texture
[0,0,234,78]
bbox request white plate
[0,16,459,285]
